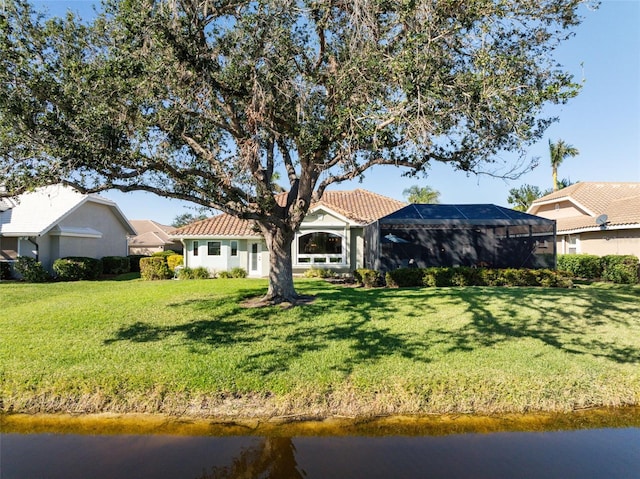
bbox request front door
[249,242,261,276]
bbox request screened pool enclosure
[365,204,556,272]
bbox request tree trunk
[552,167,558,191]
[262,227,299,304]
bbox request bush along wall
[53,257,103,281]
[385,267,573,288]
[101,256,131,275]
[140,256,172,280]
[14,257,49,283]
[127,255,148,273]
[557,254,639,284]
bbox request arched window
[297,232,344,265]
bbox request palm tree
[402,185,441,204]
[549,139,579,191]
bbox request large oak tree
[1,0,586,302]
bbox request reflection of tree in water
[197,437,305,479]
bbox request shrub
[0,261,12,280]
[53,257,103,281]
[303,267,335,278]
[385,267,424,288]
[354,268,381,288]
[557,254,602,279]
[140,257,172,280]
[600,255,639,284]
[422,267,455,287]
[101,256,131,275]
[14,257,49,283]
[230,267,247,278]
[166,254,184,273]
[152,250,179,257]
[127,255,148,273]
[177,266,211,280]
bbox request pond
[2,410,640,479]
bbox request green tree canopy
[403,185,441,204]
[507,184,543,211]
[0,0,586,302]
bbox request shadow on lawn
[431,286,640,364]
[103,283,640,377]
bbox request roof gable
[528,182,640,232]
[171,189,405,237]
[0,184,136,236]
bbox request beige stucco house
[128,219,182,255]
[170,189,405,277]
[0,184,136,275]
[527,182,640,257]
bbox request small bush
[422,267,455,287]
[152,250,179,257]
[354,268,381,288]
[303,267,335,278]
[53,257,103,281]
[177,267,211,280]
[557,254,602,279]
[101,256,131,275]
[140,257,172,280]
[0,261,12,280]
[166,254,184,273]
[600,255,639,284]
[230,267,247,278]
[127,255,148,273]
[385,267,424,288]
[14,257,49,283]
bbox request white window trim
[294,230,347,267]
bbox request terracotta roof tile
[530,182,640,232]
[312,189,406,224]
[171,189,405,237]
[170,213,260,237]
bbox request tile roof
[529,182,640,232]
[129,219,179,246]
[311,189,406,224]
[171,189,405,237]
[171,213,261,237]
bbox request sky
[30,0,640,225]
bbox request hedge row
[352,267,574,289]
[53,257,103,281]
[557,254,639,284]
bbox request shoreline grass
[1,278,639,419]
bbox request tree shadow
[103,283,640,382]
[430,286,640,364]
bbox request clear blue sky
[32,0,640,225]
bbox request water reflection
[3,428,640,479]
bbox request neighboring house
[0,184,136,275]
[128,220,182,255]
[170,189,406,277]
[527,182,640,257]
[365,203,556,272]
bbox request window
[567,235,578,255]
[193,241,199,256]
[208,241,221,256]
[230,241,238,257]
[297,232,344,265]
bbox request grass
[1,278,639,418]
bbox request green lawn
[1,278,639,418]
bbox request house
[170,189,406,276]
[0,184,136,275]
[128,219,182,255]
[527,182,640,257]
[365,204,556,272]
